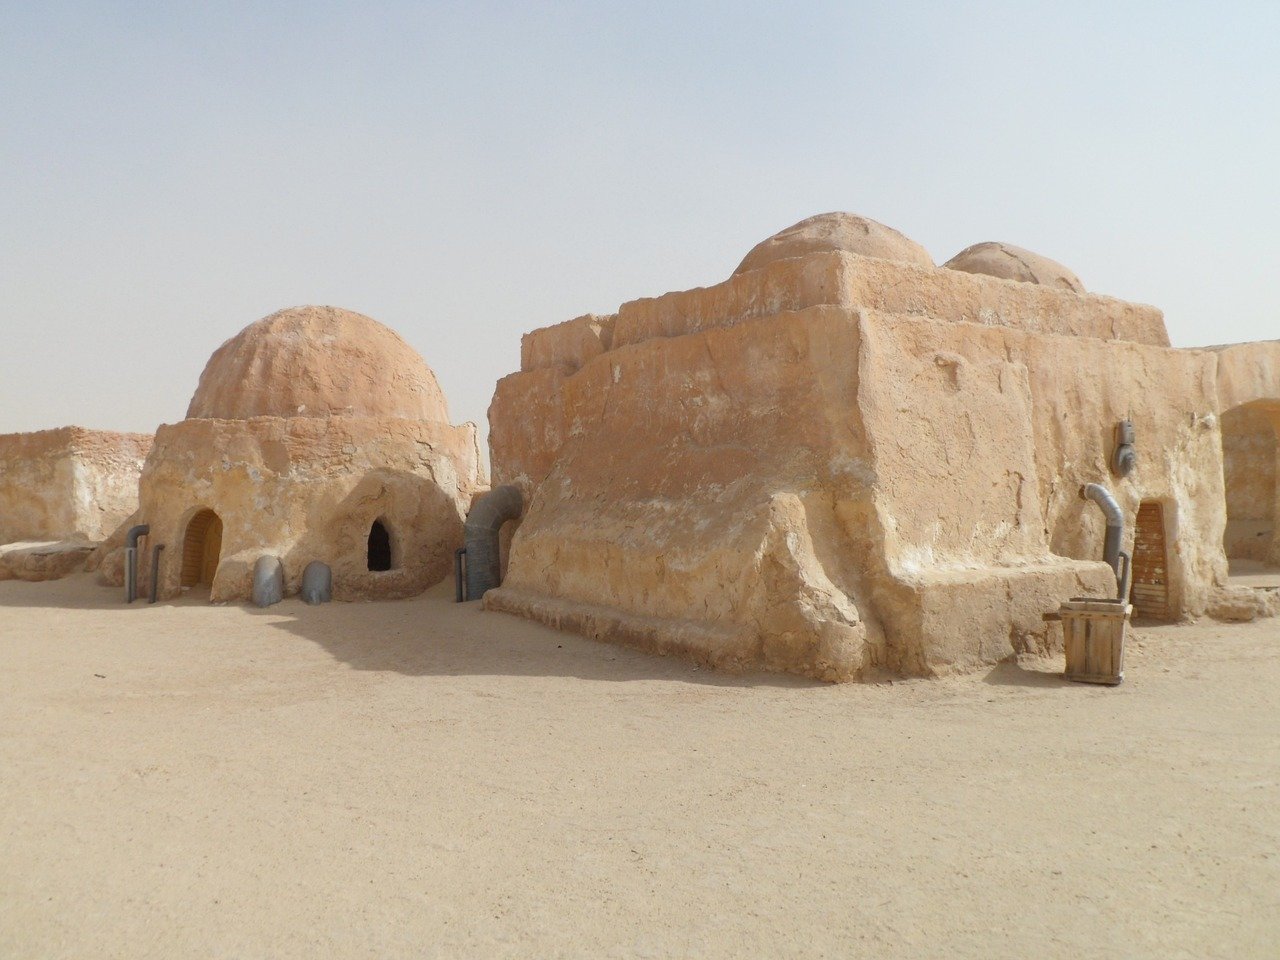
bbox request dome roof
[943,242,1085,294]
[186,306,449,422]
[734,212,934,275]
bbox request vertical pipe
[1081,484,1124,581]
[124,547,137,604]
[1116,551,1132,602]
[149,543,164,603]
[124,524,150,604]
[454,548,467,602]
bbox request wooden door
[1130,501,1170,620]
[181,510,223,587]
[201,515,222,584]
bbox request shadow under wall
[252,583,820,687]
[0,574,814,687]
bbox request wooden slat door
[181,510,222,587]
[1130,501,1170,620]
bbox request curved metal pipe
[463,485,523,601]
[126,525,150,551]
[1081,483,1124,583]
[124,524,149,603]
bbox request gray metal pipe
[1081,484,1124,582]
[463,485,522,601]
[1115,550,1132,602]
[454,547,467,603]
[124,524,149,603]
[148,543,164,603]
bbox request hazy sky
[3,1,1277,448]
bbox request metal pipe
[463,485,523,601]
[1115,550,1132,602]
[454,547,467,603]
[149,543,164,603]
[124,524,149,603]
[1081,484,1124,582]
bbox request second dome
[186,306,449,422]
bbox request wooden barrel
[1061,599,1131,685]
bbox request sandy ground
[1,575,1277,959]
[1229,557,1280,589]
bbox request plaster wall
[1221,403,1280,563]
[0,427,150,543]
[103,417,483,602]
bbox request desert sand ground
[1,574,1277,959]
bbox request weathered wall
[1210,340,1280,413]
[0,428,151,544]
[1221,403,1280,562]
[487,237,1266,681]
[488,302,1127,680]
[610,252,1167,351]
[491,306,880,680]
[1208,341,1280,565]
[104,417,483,602]
[858,312,1227,620]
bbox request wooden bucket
[1061,598,1131,686]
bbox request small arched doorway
[367,519,393,571]
[181,509,223,587]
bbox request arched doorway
[367,519,393,571]
[181,509,223,587]
[1221,402,1280,569]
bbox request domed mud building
[485,212,1280,681]
[110,306,484,602]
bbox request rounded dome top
[943,242,1085,294]
[734,212,934,275]
[186,306,449,422]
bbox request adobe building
[0,427,151,580]
[99,305,485,602]
[485,213,1280,681]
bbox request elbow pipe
[1081,483,1124,582]
[124,524,150,604]
[463,485,523,601]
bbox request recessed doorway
[367,519,393,572]
[181,509,223,587]
[1130,501,1170,621]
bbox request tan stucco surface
[943,241,1085,293]
[96,307,483,603]
[187,306,450,422]
[487,215,1276,681]
[101,416,482,602]
[0,427,150,545]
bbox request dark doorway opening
[367,520,392,571]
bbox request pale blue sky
[2,1,1277,443]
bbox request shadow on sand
[0,574,815,689]
[981,660,1074,688]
